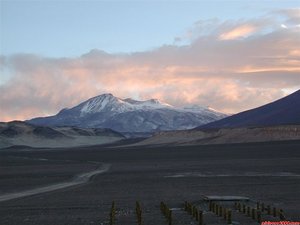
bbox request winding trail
[0,163,111,202]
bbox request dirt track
[0,140,299,224]
[0,162,110,202]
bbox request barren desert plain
[0,140,299,225]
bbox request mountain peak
[80,94,175,115]
[93,93,115,99]
[80,93,121,114]
[28,93,227,134]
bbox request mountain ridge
[131,90,300,146]
[0,121,125,149]
[28,93,227,134]
[198,89,300,129]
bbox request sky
[0,0,300,121]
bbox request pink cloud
[219,24,257,40]
[1,10,300,121]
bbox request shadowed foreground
[0,163,110,202]
[0,140,299,224]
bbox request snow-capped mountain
[28,93,227,134]
[79,94,173,115]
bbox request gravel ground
[0,140,299,225]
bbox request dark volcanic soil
[0,141,299,225]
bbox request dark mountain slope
[199,90,300,129]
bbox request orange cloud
[238,66,300,73]
[219,24,257,40]
[1,11,300,122]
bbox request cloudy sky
[0,0,300,121]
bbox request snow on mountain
[79,93,173,115]
[28,93,227,134]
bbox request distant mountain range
[136,90,300,146]
[28,93,227,135]
[199,89,300,129]
[0,121,124,149]
[2,91,299,148]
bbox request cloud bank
[1,9,300,121]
